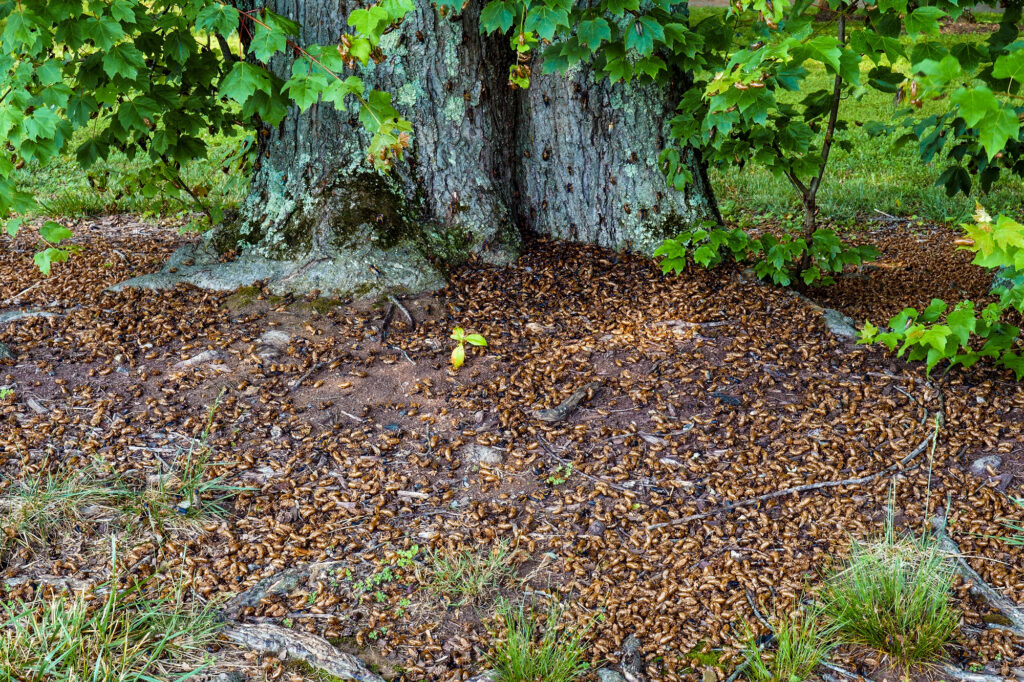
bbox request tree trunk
[120,0,719,299]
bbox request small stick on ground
[930,512,1024,637]
[537,436,630,493]
[387,294,415,331]
[533,380,602,423]
[289,359,327,393]
[648,419,940,531]
[379,303,396,343]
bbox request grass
[0,467,129,559]
[426,540,517,605]
[820,524,960,668]
[12,126,248,226]
[488,599,590,682]
[0,543,221,682]
[742,607,835,682]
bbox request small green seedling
[546,464,572,486]
[0,388,13,401]
[450,327,487,370]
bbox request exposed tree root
[222,560,347,620]
[931,513,1024,637]
[648,420,940,531]
[223,623,384,682]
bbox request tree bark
[120,0,719,299]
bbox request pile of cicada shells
[1,222,1023,680]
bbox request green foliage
[821,528,959,667]
[545,463,572,486]
[450,326,488,370]
[0,0,414,270]
[654,222,877,286]
[488,599,590,682]
[860,207,1024,378]
[742,607,834,682]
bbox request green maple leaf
[102,43,145,79]
[952,86,998,128]
[250,22,287,62]
[480,1,516,33]
[525,6,568,42]
[117,97,159,132]
[577,17,611,51]
[219,62,273,103]
[978,105,1020,160]
[196,4,240,35]
[993,51,1024,84]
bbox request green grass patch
[426,540,517,606]
[698,10,1024,225]
[742,607,834,682]
[488,599,590,682]
[0,551,221,682]
[821,527,960,667]
[13,127,248,225]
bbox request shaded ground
[2,218,1024,680]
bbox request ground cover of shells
[2,216,1024,682]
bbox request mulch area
[2,217,1024,680]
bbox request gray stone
[0,342,13,361]
[259,330,292,347]
[597,671,626,682]
[0,310,57,325]
[462,443,504,466]
[110,229,447,300]
[822,307,859,341]
[969,455,1003,478]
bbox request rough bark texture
[119,0,719,298]
[518,66,719,254]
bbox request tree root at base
[931,512,1024,637]
[223,623,385,682]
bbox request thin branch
[648,419,940,531]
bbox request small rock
[587,520,606,538]
[175,350,223,368]
[270,425,283,439]
[384,422,401,432]
[969,455,1002,478]
[259,330,291,347]
[462,443,504,466]
[822,308,859,341]
[0,343,13,361]
[597,670,625,682]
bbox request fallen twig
[387,294,415,331]
[648,420,940,531]
[538,436,631,493]
[930,512,1024,637]
[533,381,602,422]
[290,359,327,392]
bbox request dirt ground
[2,216,1024,681]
